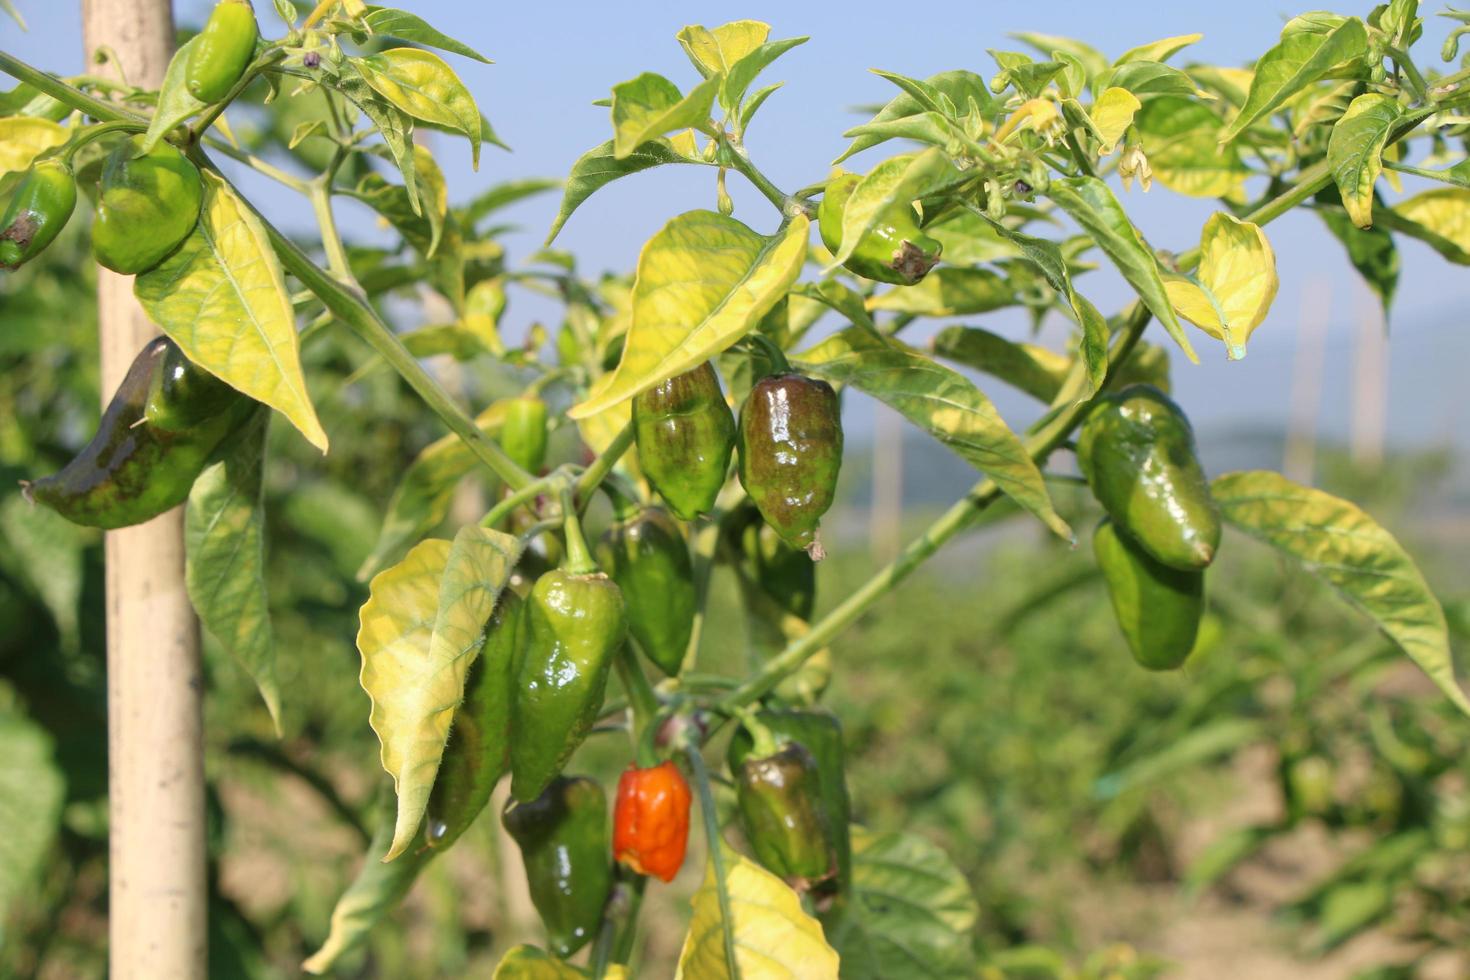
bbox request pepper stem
[559,486,599,575]
[745,332,790,375]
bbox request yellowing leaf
[993,97,1060,143]
[1088,87,1140,154]
[0,117,66,174]
[492,945,629,979]
[675,844,839,979]
[1328,93,1402,229]
[1134,97,1249,199]
[1213,471,1470,717]
[356,48,482,167]
[865,267,1014,316]
[357,538,465,861]
[135,170,328,452]
[677,21,770,76]
[567,211,808,419]
[1165,212,1277,360]
[1115,33,1204,65]
[1392,188,1470,262]
[377,526,523,860]
[610,73,720,160]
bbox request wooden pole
[80,1,208,976]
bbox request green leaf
[1379,188,1470,264]
[989,50,1065,98]
[829,828,979,980]
[841,112,966,156]
[1219,18,1368,143]
[1318,199,1399,315]
[931,326,1071,403]
[1184,825,1276,897]
[334,61,420,207]
[1115,32,1203,65]
[135,170,329,452]
[1328,93,1402,228]
[1099,60,1201,98]
[1133,96,1250,199]
[865,267,1015,317]
[834,70,994,165]
[354,48,482,167]
[723,36,808,111]
[302,784,433,974]
[1009,32,1108,83]
[830,149,957,269]
[345,144,449,257]
[0,706,64,939]
[461,177,560,230]
[0,492,90,652]
[610,72,719,159]
[544,136,700,245]
[361,6,491,63]
[141,34,207,152]
[1095,718,1265,799]
[1213,470,1470,716]
[795,328,1070,540]
[790,280,876,332]
[1047,175,1197,362]
[0,0,26,29]
[567,211,808,419]
[186,411,281,733]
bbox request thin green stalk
[200,135,310,193]
[720,134,807,219]
[559,486,598,575]
[685,745,741,979]
[678,517,722,676]
[0,50,147,124]
[62,119,147,161]
[1387,46,1430,104]
[310,178,355,283]
[575,422,636,509]
[480,473,561,529]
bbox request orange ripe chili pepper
[612,760,692,883]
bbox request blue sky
[6,1,1469,453]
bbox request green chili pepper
[596,505,694,677]
[0,159,77,270]
[502,775,613,958]
[1076,384,1220,570]
[144,333,242,431]
[509,567,627,802]
[737,373,843,560]
[499,396,549,476]
[726,708,852,905]
[424,591,524,849]
[1093,518,1203,671]
[818,171,942,286]
[632,362,736,521]
[25,337,254,529]
[92,136,204,275]
[185,0,259,104]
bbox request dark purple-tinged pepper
[632,362,736,521]
[737,373,843,560]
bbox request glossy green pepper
[424,591,523,849]
[499,396,549,476]
[144,334,241,431]
[1076,384,1220,570]
[185,0,259,104]
[632,362,736,521]
[738,373,843,560]
[0,158,77,270]
[502,775,613,958]
[509,568,627,802]
[818,171,942,286]
[727,708,852,904]
[92,136,203,274]
[731,741,837,892]
[1092,518,1203,671]
[25,337,254,529]
[596,506,694,677]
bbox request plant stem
[189,50,285,140]
[720,133,807,219]
[575,422,636,509]
[62,119,147,161]
[480,472,561,529]
[685,745,742,979]
[559,486,598,574]
[309,177,355,283]
[0,50,148,123]
[1387,46,1430,103]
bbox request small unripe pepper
[499,395,549,475]
[1093,518,1203,671]
[632,361,736,520]
[818,171,942,286]
[596,505,695,676]
[186,0,260,104]
[737,373,843,560]
[510,513,627,802]
[0,159,77,270]
[612,760,692,883]
[731,742,837,892]
[424,591,523,849]
[1076,384,1220,570]
[92,136,204,275]
[25,337,254,528]
[502,775,613,958]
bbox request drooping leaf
[1213,470,1470,716]
[829,828,979,980]
[831,149,957,270]
[355,47,482,167]
[0,116,66,174]
[931,325,1071,403]
[865,267,1015,317]
[1219,18,1368,143]
[567,210,808,419]
[1163,212,1278,360]
[135,170,329,452]
[1381,188,1470,264]
[302,785,433,974]
[1318,200,1399,314]
[674,843,839,979]
[795,328,1070,540]
[361,6,490,63]
[0,707,65,936]
[1327,93,1402,228]
[1048,175,1197,362]
[186,411,281,732]
[545,136,700,245]
[610,72,720,159]
[1133,97,1250,199]
[141,34,208,153]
